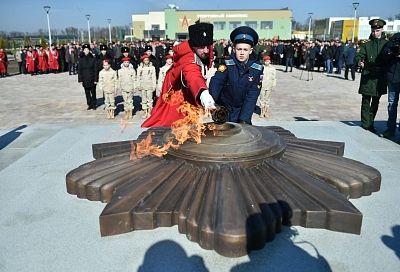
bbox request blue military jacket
[209,54,263,124]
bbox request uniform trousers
[259,89,273,109]
[122,91,134,110]
[104,92,115,109]
[361,95,380,129]
[141,89,153,110]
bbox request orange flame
[130,99,207,160]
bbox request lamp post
[85,14,91,44]
[352,2,360,43]
[107,18,112,43]
[308,12,313,39]
[43,6,52,46]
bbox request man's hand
[200,90,216,110]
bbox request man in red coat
[48,43,59,72]
[141,22,216,127]
[0,48,8,77]
[26,46,38,75]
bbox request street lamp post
[107,18,112,43]
[43,6,52,46]
[308,12,313,39]
[85,14,91,44]
[352,2,360,43]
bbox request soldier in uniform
[259,55,277,118]
[355,19,388,132]
[209,26,263,125]
[98,59,118,119]
[137,54,156,119]
[118,56,137,119]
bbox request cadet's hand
[358,61,364,68]
[200,90,216,110]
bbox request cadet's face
[123,61,130,67]
[143,58,150,64]
[371,28,383,38]
[193,46,210,60]
[103,63,110,70]
[166,58,173,65]
[233,43,252,62]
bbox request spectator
[380,32,400,138]
[344,43,357,80]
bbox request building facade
[132,7,292,41]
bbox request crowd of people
[0,19,399,138]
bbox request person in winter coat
[141,22,216,127]
[355,19,388,132]
[259,55,277,118]
[118,57,137,119]
[65,44,78,75]
[344,43,357,80]
[380,32,400,138]
[209,26,264,125]
[78,44,98,110]
[98,59,118,119]
[137,54,157,118]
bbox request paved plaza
[0,67,399,271]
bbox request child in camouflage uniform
[137,54,156,119]
[259,55,276,118]
[98,59,118,119]
[118,57,137,119]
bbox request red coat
[0,51,7,74]
[141,41,213,127]
[48,49,59,70]
[37,50,49,71]
[26,50,38,73]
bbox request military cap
[230,26,259,46]
[99,44,107,51]
[121,46,129,53]
[82,44,90,50]
[188,22,214,47]
[369,19,386,29]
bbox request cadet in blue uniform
[209,26,263,124]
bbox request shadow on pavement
[0,125,27,150]
[341,120,400,144]
[138,240,208,272]
[232,226,332,272]
[381,225,400,259]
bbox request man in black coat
[284,42,294,72]
[380,32,400,138]
[78,44,99,110]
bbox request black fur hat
[188,22,213,47]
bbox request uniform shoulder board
[217,64,227,72]
[224,59,235,65]
[250,63,263,71]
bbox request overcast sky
[1,0,399,32]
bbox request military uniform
[209,26,263,124]
[259,55,277,118]
[137,55,156,118]
[118,57,137,119]
[98,62,117,118]
[355,19,388,131]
